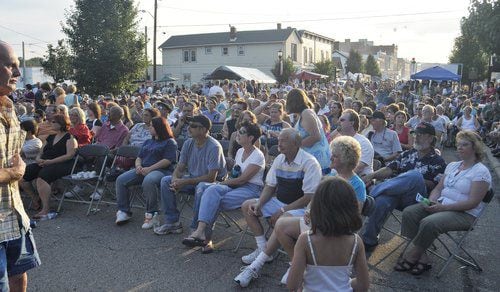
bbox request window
[309,48,313,63]
[321,50,324,61]
[183,73,191,83]
[191,50,196,62]
[183,50,189,62]
[291,43,297,61]
[303,47,308,65]
[237,45,245,56]
[182,49,196,63]
[222,47,229,56]
[205,47,212,54]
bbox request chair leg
[233,225,250,253]
[219,211,244,232]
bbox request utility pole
[145,26,148,80]
[22,41,26,86]
[153,0,157,82]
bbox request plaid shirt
[0,97,28,243]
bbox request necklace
[446,162,476,187]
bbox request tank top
[303,233,358,292]
[394,126,410,145]
[41,133,71,160]
[461,115,476,131]
[295,109,331,171]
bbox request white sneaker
[115,210,131,225]
[64,185,84,198]
[90,190,102,201]
[234,266,259,288]
[241,248,273,265]
[280,267,290,285]
[141,213,159,229]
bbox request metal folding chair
[105,145,142,207]
[57,144,109,215]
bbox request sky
[0,0,471,64]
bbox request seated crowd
[12,78,497,290]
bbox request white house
[16,67,54,88]
[158,24,335,85]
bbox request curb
[484,145,500,180]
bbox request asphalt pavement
[26,147,500,291]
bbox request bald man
[0,41,40,292]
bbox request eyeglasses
[34,115,41,119]
[238,129,247,135]
[189,123,203,129]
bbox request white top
[368,128,402,159]
[22,138,42,165]
[461,115,476,131]
[234,147,265,186]
[353,133,374,175]
[303,233,358,292]
[440,161,491,217]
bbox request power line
[156,10,461,28]
[0,24,53,44]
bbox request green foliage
[63,0,147,95]
[41,40,73,82]
[449,0,499,83]
[18,57,44,67]
[364,54,381,77]
[271,57,295,84]
[313,59,336,81]
[346,49,363,73]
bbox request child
[287,177,369,292]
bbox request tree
[271,57,295,84]
[364,54,381,77]
[449,0,499,83]
[63,0,147,95]
[313,59,335,81]
[18,57,44,67]
[346,49,363,73]
[41,40,73,82]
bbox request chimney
[277,23,282,30]
[229,26,237,41]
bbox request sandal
[410,262,432,275]
[394,259,416,272]
[201,241,214,254]
[182,236,207,247]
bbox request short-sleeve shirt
[95,121,129,149]
[353,133,374,175]
[368,128,402,159]
[138,138,177,170]
[128,123,152,147]
[387,148,446,184]
[440,161,491,217]
[179,136,227,181]
[266,149,322,204]
[234,147,265,186]
[327,171,367,203]
[407,116,421,129]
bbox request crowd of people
[1,39,498,291]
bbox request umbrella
[294,70,329,80]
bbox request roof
[411,66,461,81]
[204,66,276,84]
[297,30,335,42]
[159,28,300,49]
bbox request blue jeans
[191,182,262,229]
[160,175,195,224]
[116,168,170,214]
[361,170,427,246]
[0,229,40,292]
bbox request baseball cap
[371,111,386,120]
[190,115,212,131]
[411,122,436,136]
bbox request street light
[139,1,158,81]
[278,50,283,83]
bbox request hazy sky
[1,0,470,64]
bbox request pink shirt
[95,121,129,149]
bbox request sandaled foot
[410,262,432,275]
[182,236,207,247]
[394,259,416,272]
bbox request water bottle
[231,165,241,178]
[152,212,160,229]
[47,211,58,220]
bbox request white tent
[204,66,276,84]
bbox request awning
[204,66,276,84]
[411,66,461,81]
[155,75,178,82]
[294,70,329,80]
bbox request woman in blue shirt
[115,117,178,229]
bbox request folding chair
[106,145,142,207]
[433,188,494,278]
[57,144,109,215]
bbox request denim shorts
[0,229,41,290]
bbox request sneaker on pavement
[64,185,84,198]
[142,213,159,229]
[115,210,131,225]
[154,222,183,235]
[241,248,273,265]
[280,267,290,285]
[234,266,259,288]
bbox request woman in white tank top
[457,106,479,131]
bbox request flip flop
[182,236,206,247]
[201,241,214,254]
[410,262,432,275]
[394,259,416,272]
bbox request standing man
[0,41,40,292]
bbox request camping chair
[57,144,109,215]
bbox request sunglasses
[238,129,247,135]
[189,123,203,129]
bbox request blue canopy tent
[411,66,461,81]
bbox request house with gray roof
[158,24,334,85]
